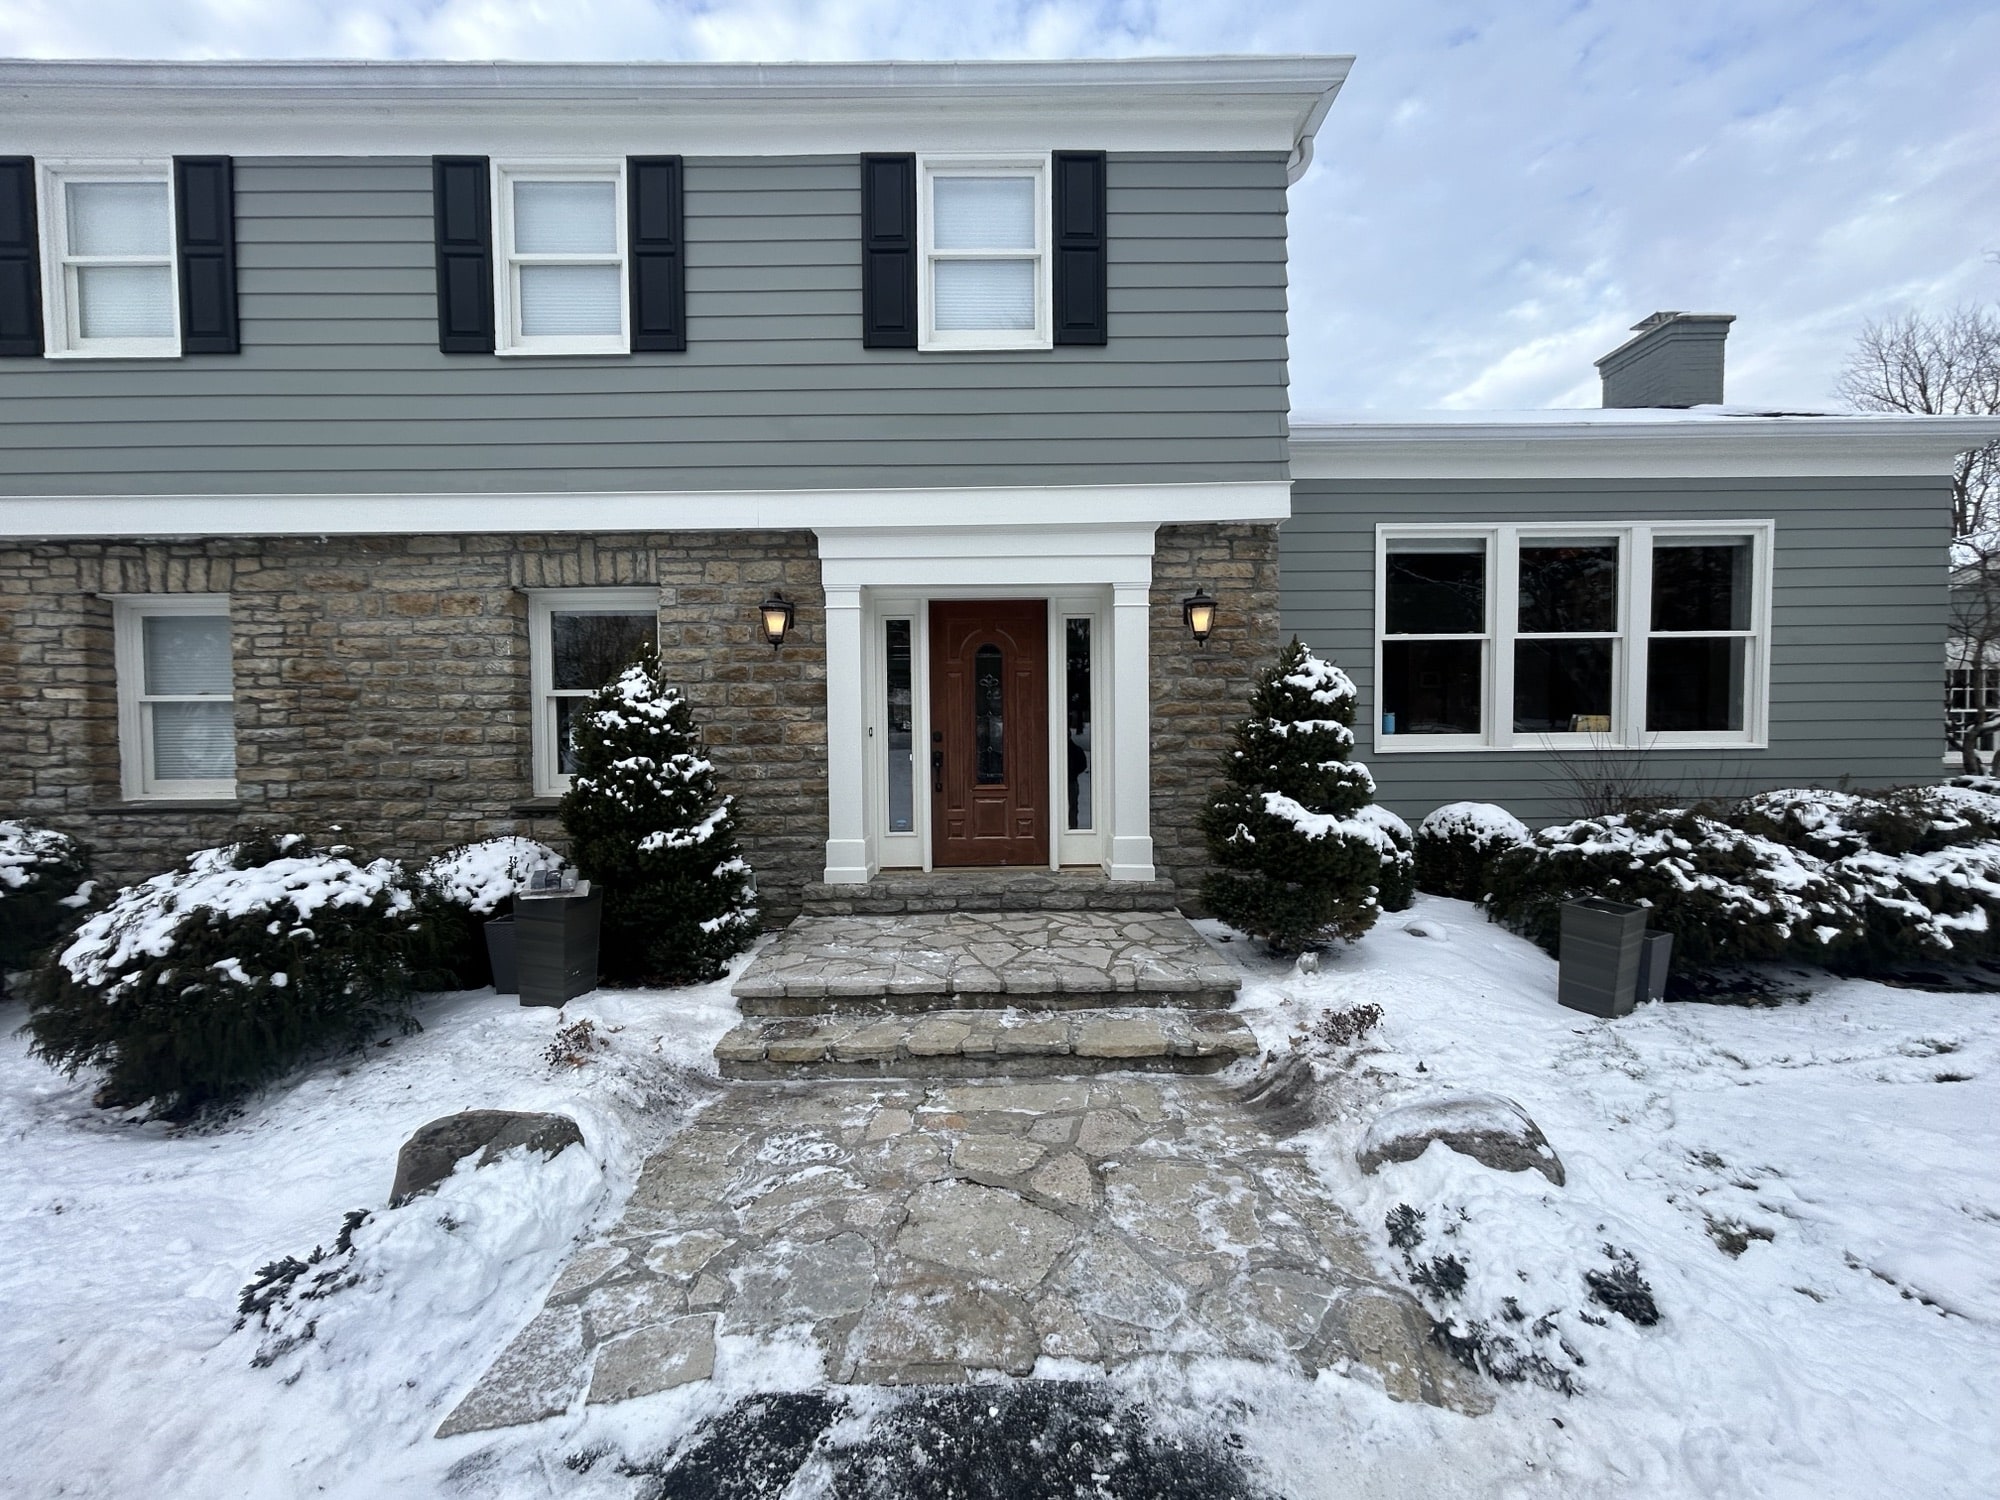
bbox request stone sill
[510,799,562,817]
[81,800,241,815]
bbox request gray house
[0,57,1991,916]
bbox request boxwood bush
[1413,802,1530,902]
[1,820,94,982]
[27,836,436,1115]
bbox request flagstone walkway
[439,1071,1486,1437]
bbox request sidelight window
[1065,618,1094,830]
[1376,523,1770,750]
[885,618,915,832]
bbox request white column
[822,585,871,884]
[1107,581,1156,881]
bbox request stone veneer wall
[1148,522,1284,910]
[0,532,828,919]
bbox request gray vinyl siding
[1282,476,1950,826]
[0,154,1291,497]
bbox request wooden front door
[929,600,1049,867]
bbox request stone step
[714,1006,1262,1081]
[730,910,1241,1016]
[800,869,1180,917]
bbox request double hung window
[495,165,626,355]
[917,156,1050,350]
[114,596,235,799]
[527,589,658,795]
[42,165,179,358]
[1376,522,1770,751]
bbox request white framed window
[1374,521,1773,753]
[40,162,180,359]
[493,163,627,356]
[526,588,658,796]
[112,596,235,799]
[916,154,1050,352]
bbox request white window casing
[1372,520,1774,754]
[526,586,659,796]
[916,153,1051,352]
[39,161,181,360]
[492,162,628,356]
[112,594,235,799]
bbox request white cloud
[3,0,1995,409]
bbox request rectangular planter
[514,884,602,1008]
[1637,930,1674,1003]
[1558,898,1648,1018]
[483,914,518,995]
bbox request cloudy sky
[3,0,1994,412]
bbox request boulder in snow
[1356,1092,1565,1187]
[391,1109,586,1207]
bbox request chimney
[1595,311,1735,408]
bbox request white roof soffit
[0,55,1352,169]
[1287,414,2000,480]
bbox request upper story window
[494,164,627,355]
[113,595,235,799]
[42,164,180,359]
[917,156,1050,351]
[1375,521,1772,752]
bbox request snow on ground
[3,902,1998,1497]
[1212,896,2000,1499]
[0,968,741,1498]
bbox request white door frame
[818,523,1158,884]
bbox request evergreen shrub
[559,649,759,985]
[0,820,94,979]
[1414,802,1530,902]
[412,835,561,987]
[1481,810,1855,970]
[27,836,432,1115]
[1199,638,1410,951]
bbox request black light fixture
[1182,584,1218,647]
[759,590,795,651]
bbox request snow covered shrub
[26,836,433,1115]
[1413,801,1530,902]
[1482,810,1856,969]
[1199,640,1408,952]
[0,819,94,978]
[560,648,758,985]
[1734,785,2000,859]
[1832,840,2000,966]
[412,835,560,987]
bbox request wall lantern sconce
[759,591,796,651]
[1182,585,1218,647]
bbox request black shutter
[174,156,238,354]
[432,156,494,354]
[0,157,43,358]
[1052,151,1108,347]
[628,156,685,353]
[860,153,917,349]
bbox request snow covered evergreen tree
[1200,638,1412,952]
[559,649,758,985]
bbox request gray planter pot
[515,883,602,1007]
[483,914,518,995]
[1558,898,1648,1018]
[1637,930,1674,1003]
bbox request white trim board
[1289,416,2000,480]
[0,480,1292,541]
[0,57,1350,176]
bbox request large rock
[1355,1092,1565,1187]
[391,1109,586,1206]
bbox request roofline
[1288,414,2000,481]
[0,55,1352,176]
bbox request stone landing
[730,911,1241,1015]
[437,1074,1486,1437]
[799,869,1180,916]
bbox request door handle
[932,748,944,793]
